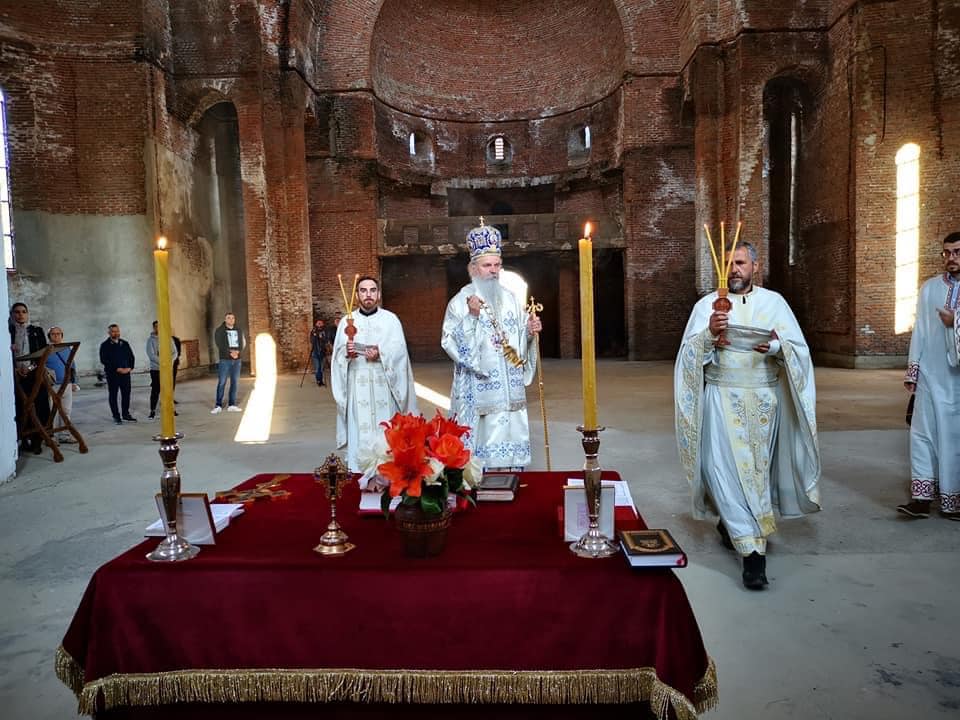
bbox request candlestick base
[313,519,356,556]
[570,426,619,559]
[146,433,200,562]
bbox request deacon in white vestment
[441,220,541,470]
[332,276,418,473]
[675,241,820,589]
[897,232,960,520]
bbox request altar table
[56,472,717,719]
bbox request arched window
[406,130,433,164]
[895,143,921,334]
[568,124,592,161]
[0,88,14,270]
[486,135,511,163]
[763,77,805,287]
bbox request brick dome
[371,0,626,122]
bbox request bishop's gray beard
[472,277,502,317]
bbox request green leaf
[420,494,442,516]
[380,491,392,518]
[446,468,464,492]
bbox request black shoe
[114,417,123,425]
[148,412,155,419]
[173,400,179,405]
[742,552,768,590]
[31,442,43,454]
[122,415,138,422]
[896,500,931,518]
[174,411,179,416]
[717,521,734,550]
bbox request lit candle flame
[157,236,168,251]
[584,222,592,239]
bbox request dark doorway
[382,255,450,362]
[593,249,626,357]
[503,253,559,358]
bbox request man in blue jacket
[99,324,137,424]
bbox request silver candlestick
[570,426,618,558]
[146,433,200,562]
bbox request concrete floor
[1,360,958,719]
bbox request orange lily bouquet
[373,411,481,517]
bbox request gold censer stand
[570,426,619,558]
[314,454,355,556]
[146,433,200,562]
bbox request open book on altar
[562,479,638,542]
[565,478,638,513]
[145,495,244,544]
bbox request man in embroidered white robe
[442,221,541,470]
[332,276,418,472]
[675,241,820,589]
[897,232,960,520]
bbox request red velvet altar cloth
[58,472,714,718]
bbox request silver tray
[722,324,773,352]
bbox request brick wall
[2,0,957,370]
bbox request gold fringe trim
[55,645,86,696]
[64,661,718,719]
[693,657,719,713]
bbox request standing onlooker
[9,302,49,453]
[99,324,137,424]
[172,331,182,404]
[897,231,960,520]
[309,319,328,386]
[212,312,246,414]
[146,321,179,420]
[45,326,78,443]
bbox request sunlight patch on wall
[895,143,920,335]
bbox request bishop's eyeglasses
[942,249,960,258]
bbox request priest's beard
[728,277,752,293]
[473,277,502,318]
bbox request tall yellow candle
[153,237,175,437]
[579,223,598,429]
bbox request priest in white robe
[332,276,417,473]
[441,220,541,470]
[675,240,821,589]
[897,231,960,520]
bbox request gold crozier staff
[526,296,550,470]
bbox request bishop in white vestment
[442,220,540,470]
[675,241,820,589]
[332,277,418,472]
[898,232,960,520]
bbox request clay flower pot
[394,503,453,557]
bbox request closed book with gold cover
[619,529,687,568]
